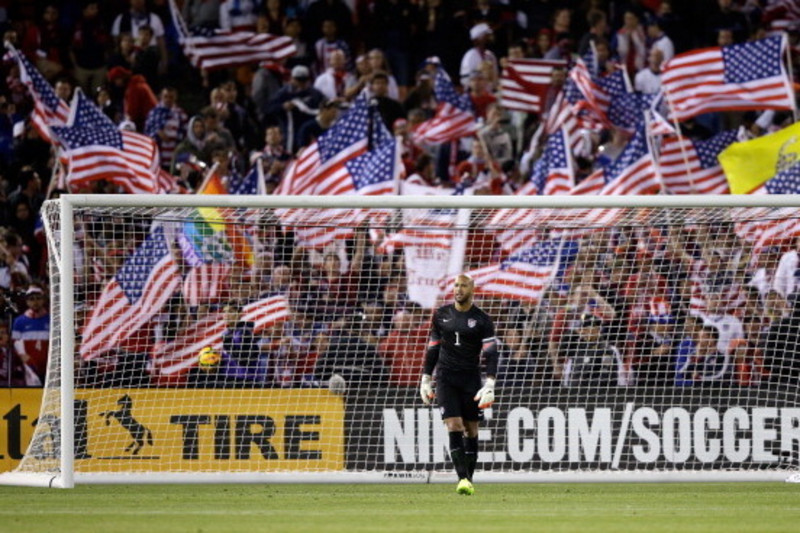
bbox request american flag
[568,57,611,122]
[661,35,794,122]
[6,44,69,144]
[144,104,188,169]
[52,123,161,194]
[493,128,574,253]
[52,90,161,194]
[764,0,800,32]
[413,68,478,145]
[275,95,391,196]
[499,59,566,114]
[80,226,182,361]
[150,294,291,376]
[599,68,641,131]
[378,183,468,253]
[659,129,737,194]
[443,239,576,304]
[168,0,295,71]
[229,160,266,195]
[600,125,661,196]
[289,138,401,248]
[741,162,800,251]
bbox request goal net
[3,194,800,487]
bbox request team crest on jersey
[468,319,476,328]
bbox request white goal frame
[3,193,800,487]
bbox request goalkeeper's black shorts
[436,370,484,422]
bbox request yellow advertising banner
[2,388,345,473]
[0,388,44,473]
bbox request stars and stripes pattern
[499,59,566,114]
[168,0,295,71]
[661,35,794,122]
[659,129,737,194]
[150,294,291,376]
[145,104,188,170]
[52,110,161,194]
[6,44,69,144]
[289,138,401,248]
[599,125,661,196]
[443,239,575,304]
[80,226,182,360]
[492,128,574,253]
[275,95,391,196]
[413,68,479,145]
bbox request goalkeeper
[419,274,498,495]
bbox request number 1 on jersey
[454,332,461,346]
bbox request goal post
[3,193,800,487]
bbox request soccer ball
[198,346,221,369]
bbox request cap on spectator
[107,66,131,81]
[26,286,43,296]
[291,65,310,80]
[470,23,492,41]
[648,297,675,324]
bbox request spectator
[11,285,49,385]
[634,47,664,94]
[313,49,356,102]
[314,311,387,390]
[379,301,428,386]
[200,105,237,157]
[171,115,212,179]
[577,9,609,56]
[369,72,405,132]
[613,10,647,77]
[266,65,326,153]
[131,25,161,90]
[314,19,352,75]
[107,65,157,132]
[218,0,259,31]
[645,15,675,64]
[366,49,400,102]
[20,3,66,81]
[145,87,188,171]
[563,313,621,388]
[69,1,111,96]
[182,0,221,31]
[110,0,168,77]
[304,0,355,47]
[251,59,288,128]
[460,23,499,86]
[298,99,340,148]
[252,125,292,188]
[106,32,135,72]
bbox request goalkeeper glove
[420,374,434,405]
[474,377,496,408]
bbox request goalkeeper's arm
[420,339,440,405]
[474,338,499,408]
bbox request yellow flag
[719,121,800,194]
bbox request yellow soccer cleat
[456,478,474,495]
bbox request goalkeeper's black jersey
[425,303,497,376]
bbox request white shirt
[774,250,800,298]
[634,67,662,94]
[111,12,165,46]
[313,69,357,101]
[460,48,498,85]
[650,33,675,64]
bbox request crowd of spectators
[0,0,798,390]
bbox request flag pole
[644,110,668,195]
[662,88,696,193]
[783,32,798,123]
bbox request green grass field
[0,483,798,533]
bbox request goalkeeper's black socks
[464,436,478,482]
[449,431,468,480]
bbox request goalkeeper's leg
[464,422,479,482]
